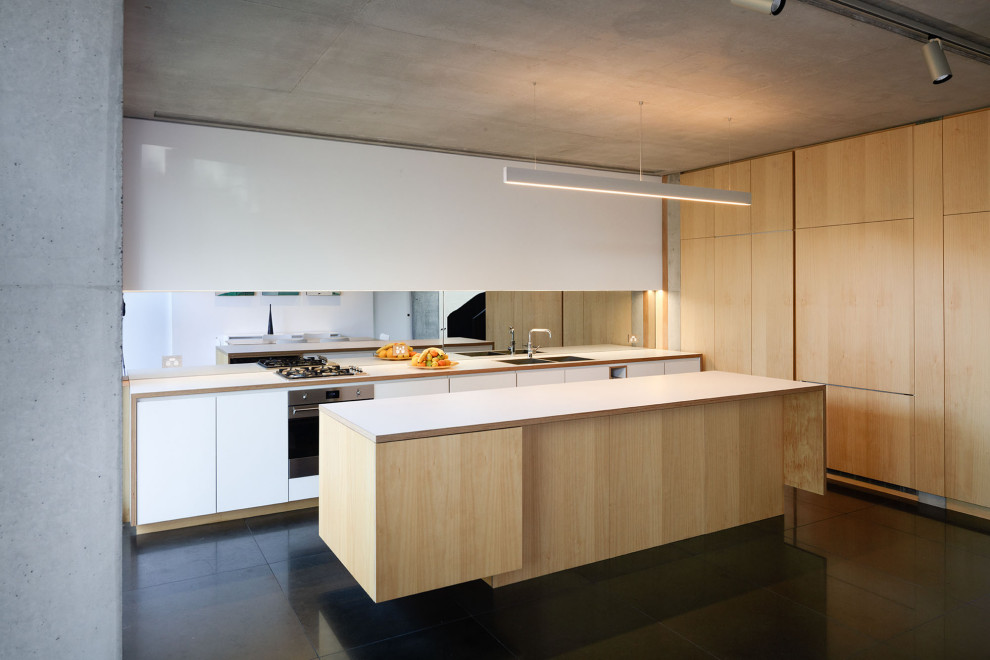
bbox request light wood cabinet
[752,231,794,379]
[944,109,990,215]
[562,291,632,346]
[714,234,752,374]
[826,386,914,487]
[945,211,990,508]
[714,161,752,236]
[681,168,715,239]
[216,390,288,513]
[751,152,794,232]
[795,126,913,228]
[681,237,715,369]
[795,219,914,394]
[136,395,217,525]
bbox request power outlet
[162,355,182,368]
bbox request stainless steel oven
[288,384,374,479]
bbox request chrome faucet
[508,326,516,354]
[528,328,551,358]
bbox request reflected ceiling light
[922,37,953,84]
[503,167,752,206]
[731,0,785,16]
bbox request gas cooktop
[276,365,366,380]
[258,356,327,369]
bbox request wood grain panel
[319,416,378,599]
[714,234,752,374]
[490,418,608,587]
[826,386,914,488]
[752,231,794,379]
[945,212,990,508]
[943,109,990,215]
[795,126,913,228]
[681,237,715,369]
[562,291,585,345]
[376,428,522,601]
[486,291,562,348]
[783,391,825,495]
[704,398,784,532]
[795,220,914,394]
[913,120,945,496]
[751,152,794,233]
[714,161,752,236]
[608,407,707,555]
[681,168,715,239]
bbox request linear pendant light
[503,166,751,206]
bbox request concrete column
[0,1,123,658]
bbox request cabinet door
[516,369,566,387]
[216,390,288,512]
[664,358,701,374]
[375,378,449,398]
[449,372,517,393]
[627,361,666,378]
[564,365,610,383]
[136,395,216,525]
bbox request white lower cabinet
[627,361,667,378]
[516,369,566,387]
[216,390,288,512]
[564,365,611,382]
[449,372,517,392]
[376,378,449,398]
[664,357,701,374]
[136,395,217,525]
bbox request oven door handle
[289,405,321,417]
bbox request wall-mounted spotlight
[922,37,952,84]
[731,0,785,16]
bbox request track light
[731,0,785,16]
[922,38,952,84]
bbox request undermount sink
[458,350,538,357]
[539,355,593,362]
[497,357,551,365]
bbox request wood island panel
[489,417,609,588]
[784,390,826,495]
[943,109,990,215]
[714,234,752,374]
[320,416,523,602]
[913,120,945,496]
[681,168,716,239]
[945,212,990,509]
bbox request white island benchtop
[321,370,824,443]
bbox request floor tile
[703,535,827,587]
[548,621,715,659]
[663,586,876,659]
[794,512,910,561]
[853,602,990,659]
[123,521,267,591]
[474,582,655,659]
[270,552,469,656]
[246,507,328,564]
[597,554,757,621]
[797,486,877,514]
[843,504,947,543]
[569,541,693,583]
[320,618,512,660]
[447,569,593,615]
[123,564,317,660]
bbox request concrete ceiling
[123,0,990,174]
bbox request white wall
[123,291,375,369]
[123,119,663,292]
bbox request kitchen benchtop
[125,345,701,397]
[320,370,824,443]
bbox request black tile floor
[123,485,990,659]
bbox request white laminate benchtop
[320,371,824,443]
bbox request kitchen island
[318,371,825,602]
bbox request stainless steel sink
[497,357,551,365]
[540,355,593,362]
[458,350,537,357]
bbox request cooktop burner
[258,356,327,369]
[276,365,366,379]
